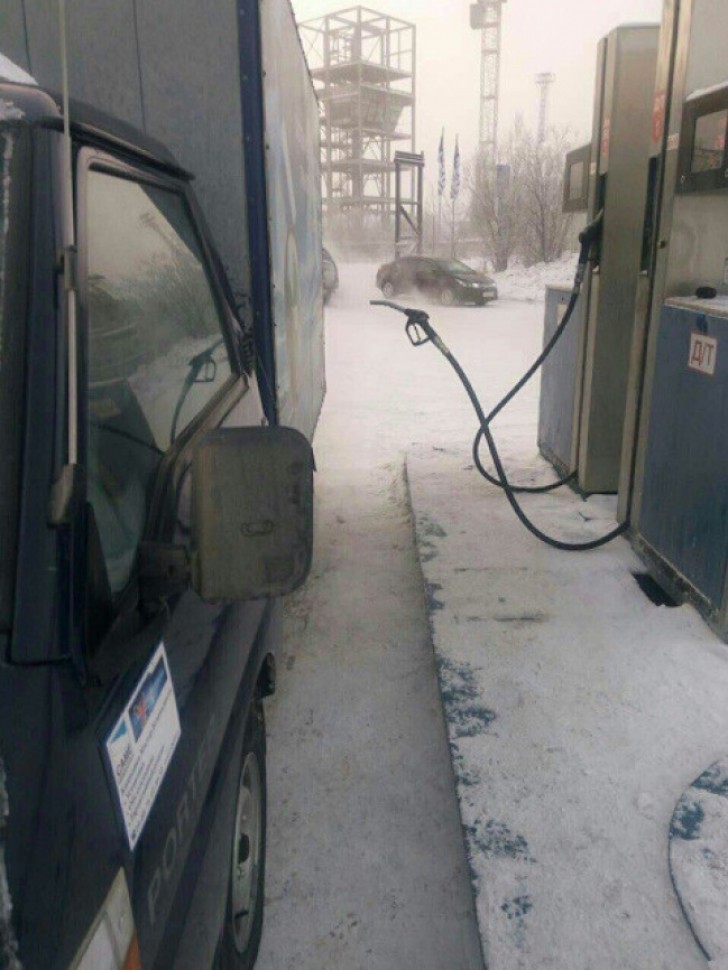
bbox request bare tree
[469,118,528,271]
[469,119,576,270]
[520,126,574,265]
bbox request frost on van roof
[0,54,37,86]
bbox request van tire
[217,698,267,970]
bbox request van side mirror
[192,427,313,601]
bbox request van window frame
[75,146,250,641]
[0,125,31,635]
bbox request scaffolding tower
[299,7,416,225]
[470,1,507,164]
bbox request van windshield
[0,126,26,631]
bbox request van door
[77,152,267,964]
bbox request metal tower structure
[470,0,507,163]
[535,72,556,142]
[299,7,416,226]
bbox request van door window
[0,127,27,631]
[84,170,231,595]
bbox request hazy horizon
[292,0,664,195]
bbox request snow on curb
[406,440,728,969]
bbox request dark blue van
[0,81,312,969]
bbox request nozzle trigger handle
[406,321,430,347]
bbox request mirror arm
[138,541,192,606]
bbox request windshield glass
[436,259,475,275]
[0,126,26,631]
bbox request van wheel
[381,280,396,298]
[440,286,455,306]
[218,699,267,970]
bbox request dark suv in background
[376,256,498,306]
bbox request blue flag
[451,136,461,200]
[438,129,446,197]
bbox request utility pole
[535,72,556,143]
[470,0,507,165]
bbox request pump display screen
[569,161,585,202]
[691,109,728,173]
[563,142,590,211]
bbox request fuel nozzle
[573,209,604,289]
[370,300,442,350]
[578,209,604,254]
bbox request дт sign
[688,333,718,376]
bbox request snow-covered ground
[260,263,726,969]
[409,441,725,969]
[488,252,578,302]
[379,266,727,968]
[256,262,484,969]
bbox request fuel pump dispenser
[617,0,683,523]
[373,7,728,582]
[537,24,659,494]
[624,0,728,641]
[538,143,590,478]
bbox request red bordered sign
[688,333,718,376]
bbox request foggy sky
[292,0,664,195]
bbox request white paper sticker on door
[106,642,181,850]
[688,333,718,376]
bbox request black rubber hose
[442,339,629,551]
[372,257,630,551]
[473,216,601,495]
[473,284,580,492]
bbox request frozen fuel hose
[371,261,630,550]
[472,210,604,494]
